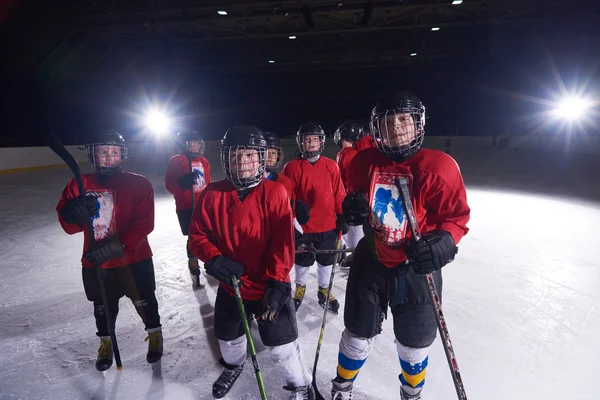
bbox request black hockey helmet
[333,122,360,147]
[177,130,205,156]
[296,122,325,158]
[358,123,371,139]
[220,125,268,188]
[370,91,425,161]
[85,128,128,175]
[262,132,284,172]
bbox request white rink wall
[1,134,599,173]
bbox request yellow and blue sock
[336,352,367,382]
[398,355,428,388]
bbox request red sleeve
[188,188,223,262]
[347,150,372,194]
[331,162,346,215]
[425,157,470,245]
[281,161,297,188]
[165,155,186,196]
[265,184,294,282]
[56,178,85,235]
[119,178,155,252]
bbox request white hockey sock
[347,225,364,249]
[294,263,312,286]
[269,340,312,387]
[218,335,247,367]
[317,263,332,288]
[336,329,375,381]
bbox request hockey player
[263,131,311,236]
[282,122,347,313]
[330,93,470,400]
[333,123,362,268]
[188,125,314,399]
[354,124,377,152]
[164,130,211,284]
[56,129,162,372]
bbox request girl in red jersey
[282,122,348,313]
[164,130,211,284]
[188,126,314,400]
[56,129,162,372]
[330,93,470,400]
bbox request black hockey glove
[293,199,310,225]
[405,230,458,275]
[84,236,124,266]
[260,280,292,322]
[60,195,99,225]
[177,172,197,190]
[342,192,369,226]
[205,255,245,285]
[336,214,349,235]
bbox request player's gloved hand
[260,279,292,322]
[342,192,369,226]
[60,195,99,225]
[405,230,458,275]
[177,172,197,190]
[293,200,310,225]
[84,236,124,265]
[205,255,245,285]
[336,214,349,235]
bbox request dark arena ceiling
[2,0,599,83]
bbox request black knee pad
[294,250,315,267]
[257,298,298,346]
[344,278,385,339]
[392,304,437,348]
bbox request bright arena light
[144,109,171,135]
[552,96,592,121]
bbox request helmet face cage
[220,145,267,189]
[370,104,425,160]
[297,131,325,158]
[187,139,205,156]
[85,142,128,175]
[266,144,284,172]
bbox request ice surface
[1,144,600,400]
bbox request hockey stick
[395,177,467,400]
[174,140,201,288]
[312,230,344,400]
[231,276,267,400]
[48,133,123,371]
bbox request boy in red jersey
[354,124,377,152]
[165,130,211,284]
[189,126,314,400]
[330,93,470,400]
[56,129,162,372]
[282,122,347,313]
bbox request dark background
[1,0,599,146]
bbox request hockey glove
[177,172,197,190]
[84,236,124,266]
[405,230,458,275]
[260,279,292,322]
[60,195,99,225]
[293,199,311,225]
[342,192,369,226]
[205,255,245,286]
[336,214,349,235]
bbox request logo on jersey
[192,160,206,193]
[368,172,409,247]
[89,190,116,241]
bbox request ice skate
[212,359,244,399]
[331,377,353,400]
[318,287,340,314]
[400,385,422,400]
[95,337,113,372]
[339,253,353,268]
[284,384,315,400]
[145,327,163,364]
[293,284,306,310]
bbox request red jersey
[355,135,377,152]
[188,179,294,300]
[348,147,470,268]
[56,171,154,269]
[269,172,294,199]
[165,153,211,211]
[282,157,346,234]
[336,146,358,191]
